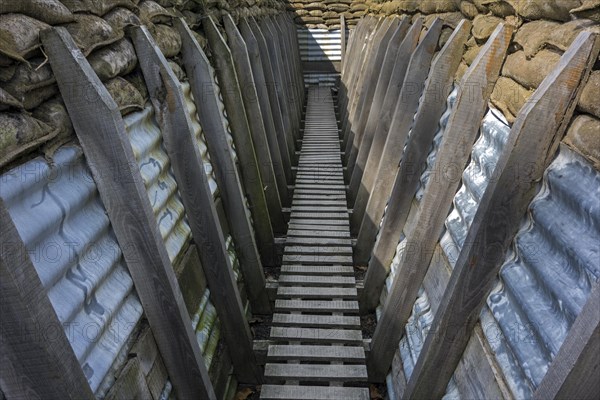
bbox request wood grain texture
[261,385,369,399]
[176,20,269,324]
[202,16,278,256]
[405,31,599,399]
[350,19,422,235]
[367,24,513,382]
[40,27,217,398]
[138,22,262,384]
[238,18,291,203]
[354,19,443,264]
[361,20,471,312]
[534,282,600,400]
[0,200,95,400]
[347,17,410,205]
[345,17,400,176]
[223,15,286,236]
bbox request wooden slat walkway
[262,87,369,400]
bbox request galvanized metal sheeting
[482,145,600,395]
[0,146,143,394]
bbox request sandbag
[460,0,479,18]
[506,0,581,21]
[463,43,482,65]
[104,7,142,32]
[88,39,138,82]
[123,70,150,105]
[563,114,600,169]
[305,2,326,11]
[0,112,57,166]
[485,0,516,17]
[33,97,75,155]
[419,0,459,13]
[59,0,137,16]
[1,59,58,109]
[473,14,504,41]
[502,50,561,89]
[104,77,145,115]
[0,0,74,25]
[65,14,123,56]
[578,70,600,119]
[350,3,369,12]
[149,24,182,58]
[168,60,186,82]
[515,19,599,57]
[490,76,533,123]
[139,0,175,24]
[0,14,49,62]
[570,0,600,22]
[309,10,324,17]
[295,9,309,16]
[0,88,22,111]
[328,4,350,13]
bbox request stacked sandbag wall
[1,1,288,399]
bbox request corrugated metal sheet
[416,88,458,202]
[297,29,342,62]
[0,146,143,394]
[124,104,192,266]
[482,145,600,395]
[181,82,219,197]
[382,107,511,398]
[299,28,341,87]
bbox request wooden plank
[270,327,362,343]
[287,225,349,232]
[288,219,349,226]
[176,17,273,316]
[284,237,352,246]
[284,245,353,255]
[290,206,348,213]
[238,18,292,200]
[275,300,359,313]
[255,17,296,165]
[405,31,600,398]
[261,385,369,400]
[348,17,410,202]
[367,24,513,382]
[534,282,600,400]
[0,200,95,399]
[355,19,443,262]
[349,19,421,222]
[267,345,365,362]
[361,20,471,311]
[278,275,356,287]
[280,265,355,276]
[282,255,353,265]
[264,364,368,382]
[201,17,277,252]
[277,286,357,299]
[341,14,347,63]
[40,27,219,397]
[272,314,361,329]
[345,18,401,175]
[135,22,271,318]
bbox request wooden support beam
[243,17,294,187]
[341,15,346,65]
[367,24,513,382]
[223,14,286,236]
[40,27,218,398]
[361,20,471,312]
[534,282,600,400]
[344,17,400,172]
[238,18,291,205]
[347,18,410,205]
[0,200,95,399]
[257,17,296,165]
[349,19,422,232]
[354,19,443,264]
[405,31,600,399]
[201,16,277,259]
[176,19,271,318]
